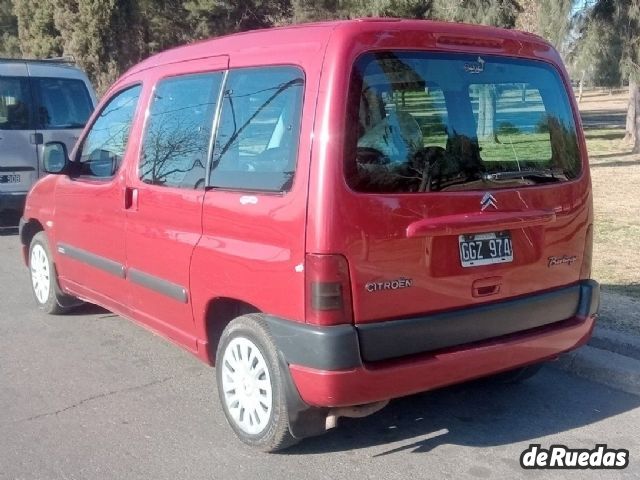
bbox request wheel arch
[202,297,261,365]
[20,218,45,249]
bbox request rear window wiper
[482,169,565,182]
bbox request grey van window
[345,52,580,193]
[33,77,93,129]
[209,66,304,192]
[140,73,223,189]
[0,76,31,130]
[77,85,142,178]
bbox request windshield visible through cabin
[345,52,581,193]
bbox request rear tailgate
[335,52,592,338]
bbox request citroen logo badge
[480,192,497,211]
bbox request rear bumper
[265,280,599,407]
[0,191,26,214]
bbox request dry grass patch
[579,92,640,333]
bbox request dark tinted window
[0,76,31,130]
[77,85,141,178]
[140,73,222,189]
[33,77,93,129]
[209,66,304,192]
[346,52,580,193]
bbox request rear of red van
[292,21,599,408]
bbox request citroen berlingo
[19,19,599,451]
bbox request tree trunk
[634,82,640,154]
[477,84,498,142]
[625,80,637,144]
[578,71,585,104]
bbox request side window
[33,77,94,129]
[209,66,304,192]
[78,85,142,178]
[140,73,222,189]
[0,76,32,130]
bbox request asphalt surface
[1,231,639,479]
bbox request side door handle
[124,187,138,210]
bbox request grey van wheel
[216,314,298,452]
[29,232,78,314]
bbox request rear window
[0,75,93,131]
[33,77,93,129]
[346,52,580,193]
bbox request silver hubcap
[221,337,273,435]
[30,244,51,304]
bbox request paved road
[0,232,638,479]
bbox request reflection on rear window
[34,78,93,129]
[345,52,580,193]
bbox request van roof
[0,56,78,67]
[123,18,553,79]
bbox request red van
[19,19,599,451]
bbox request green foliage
[431,0,522,28]
[184,0,291,37]
[13,0,62,58]
[537,0,573,51]
[0,0,20,56]
[2,0,572,93]
[571,0,640,86]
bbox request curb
[552,345,640,397]
[551,324,640,396]
[588,325,640,361]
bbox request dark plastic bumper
[0,191,26,213]
[264,280,600,371]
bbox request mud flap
[277,352,329,439]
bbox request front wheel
[216,314,298,452]
[29,232,79,314]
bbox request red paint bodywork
[23,19,595,407]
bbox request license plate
[459,231,513,267]
[0,174,21,184]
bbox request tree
[184,0,290,38]
[574,0,640,151]
[48,0,144,93]
[0,0,20,56]
[13,0,62,58]
[430,0,522,142]
[432,0,521,26]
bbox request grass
[587,134,640,299]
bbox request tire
[216,314,298,452]
[487,363,544,384]
[28,231,79,314]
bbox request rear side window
[32,77,93,129]
[140,73,223,189]
[346,52,580,193]
[0,76,31,130]
[78,85,142,178]
[209,66,304,192]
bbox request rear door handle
[124,187,138,210]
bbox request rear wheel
[29,232,79,314]
[216,314,297,452]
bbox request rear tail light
[305,254,353,326]
[580,224,594,279]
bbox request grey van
[0,58,97,219]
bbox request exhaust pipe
[325,400,389,430]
